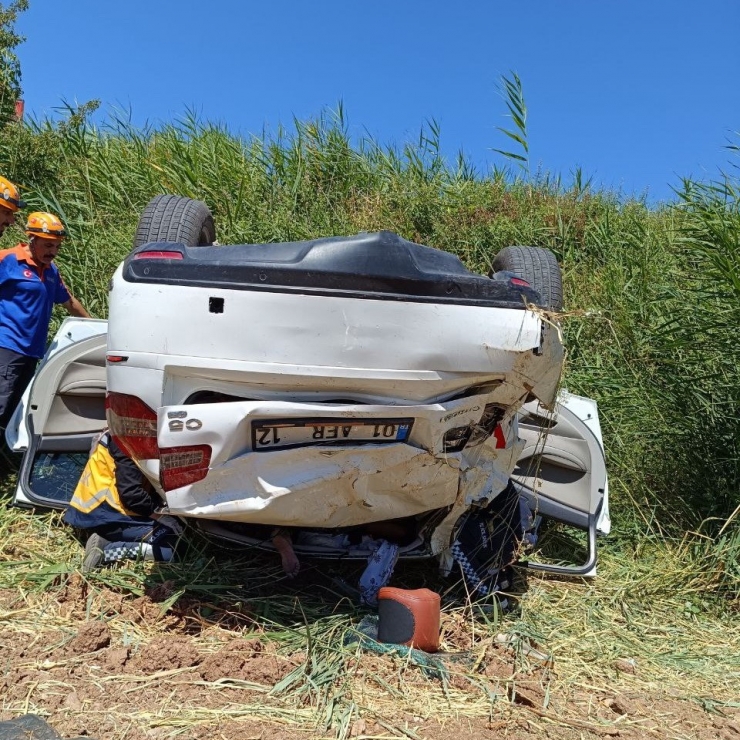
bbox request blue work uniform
[0,244,71,433]
[0,243,71,358]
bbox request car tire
[491,246,563,312]
[133,194,216,249]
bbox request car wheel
[133,194,216,249]
[491,246,563,312]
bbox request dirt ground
[1,579,738,740]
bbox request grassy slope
[0,109,738,737]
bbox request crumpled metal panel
[158,321,564,535]
[161,388,520,527]
[432,435,525,559]
[170,443,461,527]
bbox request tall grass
[0,104,737,600]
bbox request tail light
[159,445,212,491]
[106,392,159,462]
[509,277,530,288]
[133,250,184,260]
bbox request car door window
[28,449,88,505]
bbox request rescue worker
[449,480,523,610]
[0,211,90,438]
[0,175,23,237]
[64,430,183,572]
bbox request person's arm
[54,269,90,318]
[62,295,90,318]
[109,438,161,517]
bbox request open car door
[7,318,108,510]
[512,391,610,576]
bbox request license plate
[252,418,414,451]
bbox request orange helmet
[0,175,26,212]
[25,212,67,240]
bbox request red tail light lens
[159,445,212,491]
[133,251,184,260]
[106,392,159,461]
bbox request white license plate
[252,418,414,451]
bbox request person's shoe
[82,533,110,573]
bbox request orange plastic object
[377,587,441,653]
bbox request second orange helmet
[25,212,67,240]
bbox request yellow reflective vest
[64,433,148,528]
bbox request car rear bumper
[158,391,523,529]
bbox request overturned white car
[7,196,609,577]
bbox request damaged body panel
[157,390,522,529]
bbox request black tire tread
[133,195,216,248]
[492,246,563,311]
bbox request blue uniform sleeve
[0,254,9,287]
[54,268,72,304]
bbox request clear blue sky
[16,0,740,203]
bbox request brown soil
[0,578,737,740]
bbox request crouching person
[64,431,183,572]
